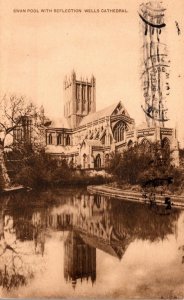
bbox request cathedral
[45,70,179,169]
[45,70,135,169]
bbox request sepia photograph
[0,0,184,298]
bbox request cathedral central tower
[63,70,96,128]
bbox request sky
[0,0,184,145]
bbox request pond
[0,187,184,298]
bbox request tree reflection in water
[0,195,47,291]
[0,213,31,290]
[0,188,182,292]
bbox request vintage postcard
[0,0,184,298]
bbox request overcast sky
[0,0,184,145]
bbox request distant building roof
[79,101,128,126]
[49,117,70,129]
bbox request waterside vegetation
[6,149,110,189]
[4,141,184,195]
[109,142,184,195]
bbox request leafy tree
[109,142,178,189]
[13,151,73,188]
[109,144,153,185]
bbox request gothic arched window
[82,86,85,100]
[57,134,62,145]
[94,154,101,169]
[83,153,87,169]
[76,84,80,100]
[140,139,151,153]
[113,122,125,142]
[48,133,52,145]
[88,86,91,101]
[66,135,70,146]
[161,138,170,161]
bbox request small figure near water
[149,193,156,207]
[142,192,148,202]
[142,190,174,215]
[164,197,172,210]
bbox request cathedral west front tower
[63,70,96,128]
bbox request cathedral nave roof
[79,101,129,126]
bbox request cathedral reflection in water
[0,190,180,289]
[64,231,96,288]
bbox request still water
[0,187,184,298]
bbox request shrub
[12,150,109,188]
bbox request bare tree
[0,94,48,188]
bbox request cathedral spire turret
[71,69,76,82]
